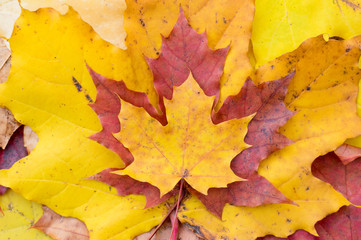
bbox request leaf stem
[169,179,185,240]
[146,179,185,240]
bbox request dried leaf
[23,125,39,153]
[20,0,127,49]
[0,107,21,149]
[0,38,11,84]
[0,0,21,39]
[312,152,361,205]
[32,206,89,240]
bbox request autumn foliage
[0,0,361,240]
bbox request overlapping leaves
[0,1,361,240]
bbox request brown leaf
[23,125,39,153]
[0,38,11,84]
[32,206,89,240]
[0,107,21,149]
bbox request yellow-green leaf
[252,0,361,67]
[0,190,52,239]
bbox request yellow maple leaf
[113,76,250,196]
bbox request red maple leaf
[87,7,294,228]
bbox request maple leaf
[32,206,89,240]
[0,38,11,84]
[213,73,295,178]
[146,8,229,100]
[312,152,361,205]
[108,76,249,196]
[89,8,293,221]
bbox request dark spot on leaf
[72,77,83,92]
[72,77,93,103]
[183,169,189,177]
[306,86,311,91]
[139,19,145,27]
[346,48,351,52]
[223,17,227,24]
[86,94,93,103]
[306,186,310,191]
[286,218,292,223]
[183,222,205,238]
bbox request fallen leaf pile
[0,0,361,240]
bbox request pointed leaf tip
[147,7,230,100]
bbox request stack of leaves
[0,0,361,239]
